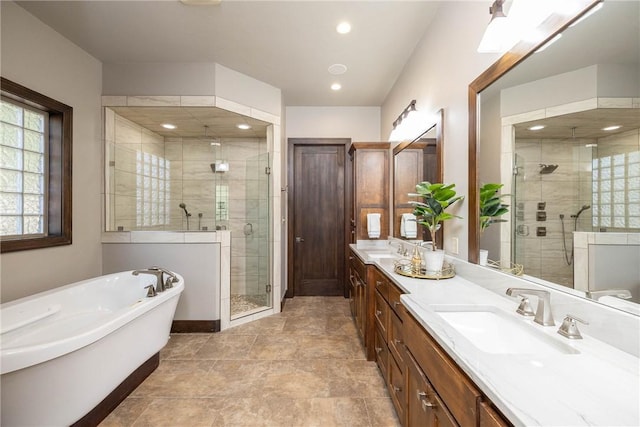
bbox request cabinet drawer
[374,328,389,383]
[406,351,458,427]
[388,350,406,424]
[388,309,404,366]
[404,312,480,427]
[372,267,389,302]
[374,291,389,340]
[388,282,404,318]
[479,401,511,427]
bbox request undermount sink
[432,305,579,356]
[365,251,398,259]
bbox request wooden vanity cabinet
[348,249,367,345]
[403,309,513,427]
[370,266,407,425]
[348,143,390,242]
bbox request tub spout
[150,266,179,289]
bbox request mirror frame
[467,0,602,263]
[392,108,444,240]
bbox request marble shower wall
[105,109,269,297]
[513,138,594,286]
[514,129,640,287]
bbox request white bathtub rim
[0,271,184,375]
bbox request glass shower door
[230,152,271,319]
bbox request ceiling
[514,108,640,140]
[16,1,440,107]
[110,106,270,138]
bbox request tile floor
[100,296,401,426]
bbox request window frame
[1,77,72,253]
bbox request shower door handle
[295,236,305,243]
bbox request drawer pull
[417,391,436,411]
[375,347,383,354]
[376,280,383,287]
[394,338,403,345]
[393,301,401,307]
[393,386,402,393]
[376,310,382,316]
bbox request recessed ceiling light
[161,123,176,130]
[528,125,545,131]
[331,83,342,91]
[328,64,347,75]
[336,22,351,34]
[237,124,251,130]
[602,125,621,131]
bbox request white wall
[0,1,103,302]
[285,106,381,141]
[382,2,502,260]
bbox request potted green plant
[478,183,510,266]
[409,182,464,272]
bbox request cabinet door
[374,291,389,340]
[374,328,389,383]
[389,309,404,366]
[389,352,406,425]
[479,401,511,427]
[406,352,458,427]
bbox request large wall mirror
[469,0,640,315]
[392,109,443,241]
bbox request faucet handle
[515,296,535,317]
[557,314,588,339]
[144,284,157,297]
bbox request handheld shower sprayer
[179,203,191,230]
[571,205,591,219]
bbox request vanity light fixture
[336,22,351,34]
[389,99,418,142]
[161,123,176,130]
[237,124,251,130]
[528,125,545,131]
[477,0,509,53]
[602,125,621,131]
[331,83,342,91]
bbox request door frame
[286,138,351,298]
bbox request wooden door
[289,141,347,296]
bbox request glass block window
[0,98,48,238]
[593,150,640,229]
[135,151,170,227]
[216,184,229,221]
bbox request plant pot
[423,249,445,273]
[479,249,489,266]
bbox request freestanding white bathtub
[0,270,184,426]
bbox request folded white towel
[367,213,381,239]
[401,213,417,239]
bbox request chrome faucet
[506,288,555,326]
[388,241,408,256]
[132,269,165,293]
[586,289,632,301]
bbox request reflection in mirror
[470,0,640,315]
[392,109,443,240]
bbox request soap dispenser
[411,246,422,275]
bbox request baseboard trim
[171,320,220,333]
[71,352,159,427]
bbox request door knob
[295,236,305,243]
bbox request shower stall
[512,126,640,288]
[104,107,273,319]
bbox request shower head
[571,205,591,219]
[179,203,191,217]
[539,164,558,174]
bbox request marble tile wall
[513,138,594,286]
[514,130,640,286]
[106,110,269,299]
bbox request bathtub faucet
[150,266,179,290]
[132,269,166,293]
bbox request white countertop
[350,242,640,427]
